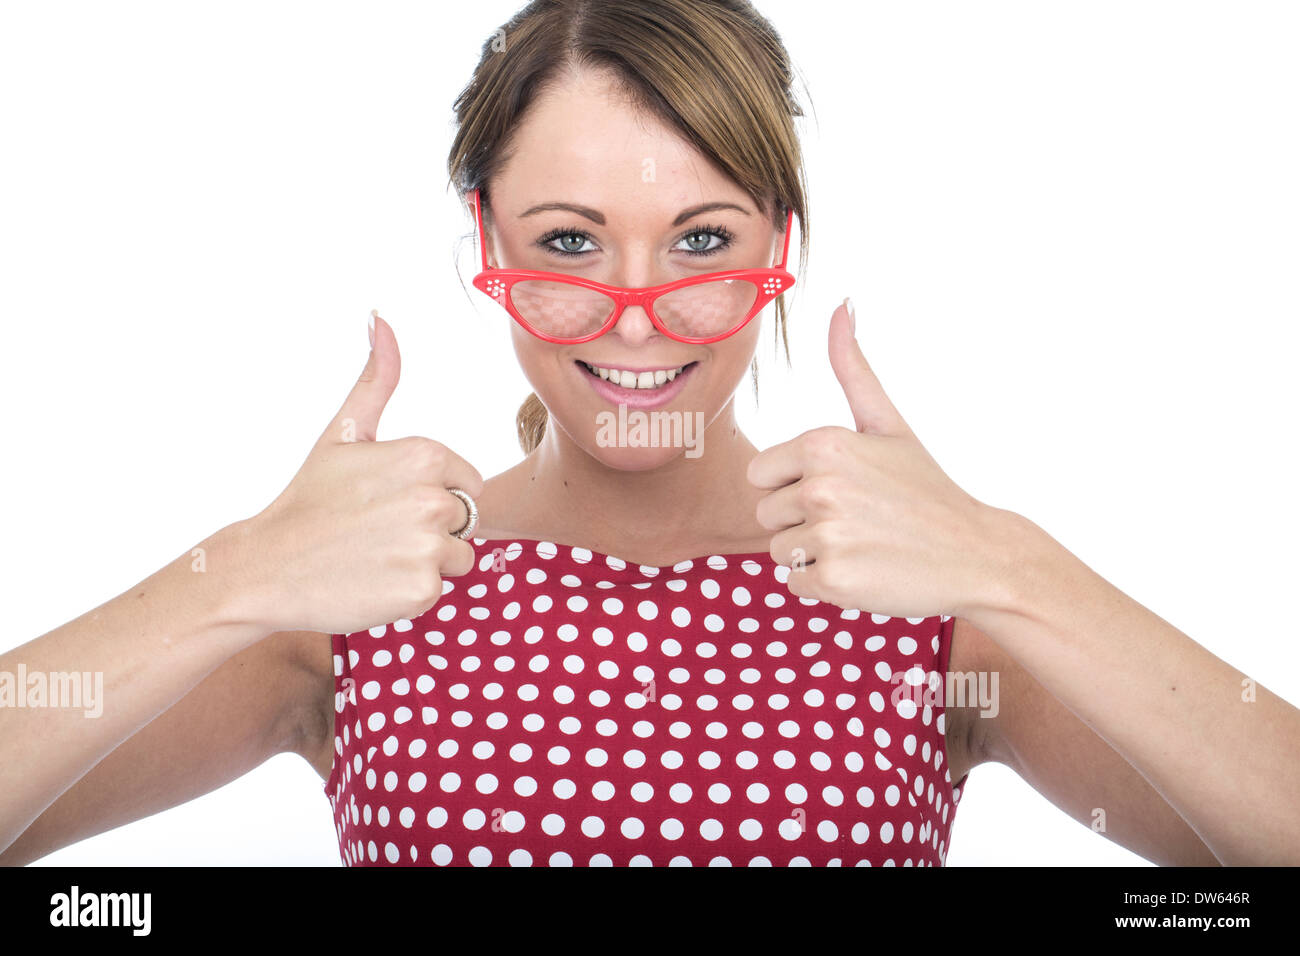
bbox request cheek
[510,324,562,391]
[699,318,762,400]
[510,326,586,430]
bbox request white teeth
[583,362,688,389]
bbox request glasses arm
[778,206,795,268]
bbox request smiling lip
[577,359,697,410]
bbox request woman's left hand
[748,298,1010,620]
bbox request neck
[478,398,771,564]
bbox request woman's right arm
[0,519,291,859]
[1,313,480,860]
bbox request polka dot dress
[325,539,969,866]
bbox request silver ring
[447,487,478,541]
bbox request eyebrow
[517,201,752,227]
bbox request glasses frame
[468,187,797,345]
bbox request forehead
[494,67,754,216]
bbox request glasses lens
[509,280,615,340]
[653,278,760,340]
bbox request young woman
[3,0,1296,867]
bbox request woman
[2,0,1297,867]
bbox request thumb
[828,297,909,436]
[322,309,401,445]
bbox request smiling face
[478,65,784,470]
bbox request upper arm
[953,616,1222,866]
[0,629,330,866]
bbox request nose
[601,251,676,346]
[607,300,660,347]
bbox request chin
[545,407,712,471]
[586,442,701,472]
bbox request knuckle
[407,487,449,526]
[409,484,441,510]
[418,531,443,559]
[405,436,447,471]
[443,540,475,576]
[786,567,810,597]
[816,562,852,600]
[464,469,485,498]
[802,426,844,463]
[807,519,839,552]
[414,566,443,606]
[798,476,837,512]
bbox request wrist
[200,516,281,635]
[954,503,1050,626]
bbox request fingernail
[844,297,856,335]
[368,309,377,348]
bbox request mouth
[575,359,699,410]
[577,360,697,390]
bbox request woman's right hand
[238,311,483,636]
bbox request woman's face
[479,67,784,470]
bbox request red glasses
[468,187,796,344]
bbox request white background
[1,0,1296,866]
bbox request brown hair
[447,0,811,453]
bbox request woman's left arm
[750,300,1300,866]
[960,507,1300,866]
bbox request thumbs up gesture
[240,311,483,636]
[747,299,1003,620]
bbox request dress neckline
[472,536,776,572]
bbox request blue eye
[676,228,731,254]
[536,224,737,259]
[541,231,597,255]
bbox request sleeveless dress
[324,538,969,866]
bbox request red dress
[325,538,969,866]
